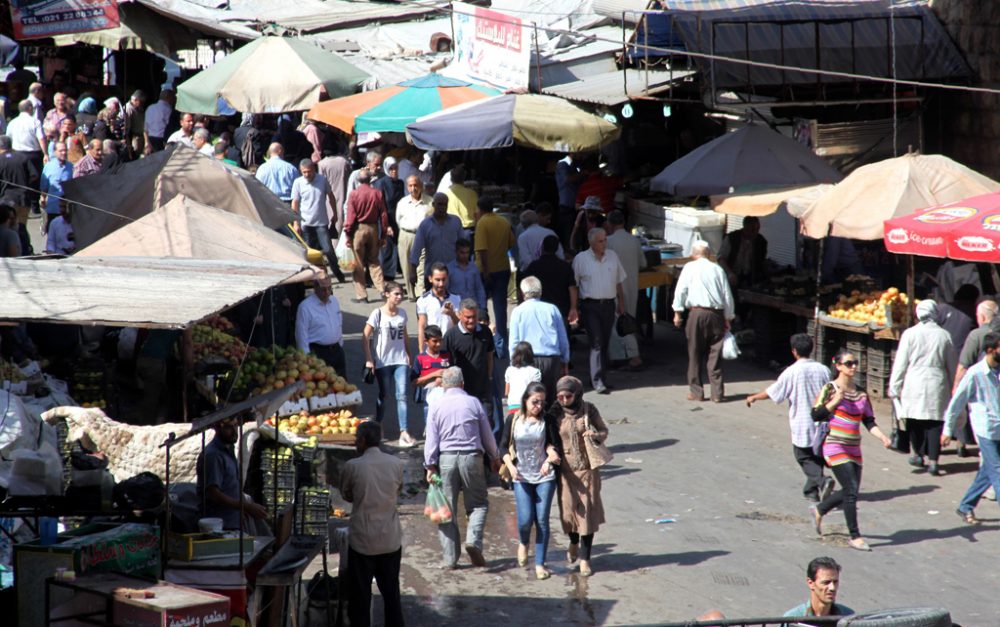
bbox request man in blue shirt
[254,142,299,202]
[39,141,73,234]
[445,239,486,310]
[783,556,854,620]
[509,275,570,403]
[410,193,464,290]
[196,415,267,530]
[943,331,1000,524]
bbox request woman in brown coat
[550,376,608,576]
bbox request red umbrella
[883,192,1000,261]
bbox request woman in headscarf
[549,375,608,576]
[75,96,98,139]
[888,299,957,476]
[375,156,404,279]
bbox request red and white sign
[884,192,1000,262]
[450,1,531,90]
[10,0,119,41]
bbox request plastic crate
[262,486,294,507]
[262,470,296,489]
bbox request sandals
[567,544,578,563]
[848,538,872,552]
[578,561,593,577]
[535,566,551,580]
[810,505,823,536]
[956,509,980,525]
[517,545,528,567]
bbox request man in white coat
[605,210,646,369]
[889,299,956,476]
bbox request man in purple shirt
[424,367,501,569]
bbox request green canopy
[176,36,370,115]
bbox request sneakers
[464,544,486,567]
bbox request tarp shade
[63,144,296,250]
[711,184,833,217]
[75,195,311,267]
[52,3,199,56]
[632,1,971,88]
[0,257,317,329]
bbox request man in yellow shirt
[474,197,515,349]
[444,164,477,229]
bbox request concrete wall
[931,1,1000,179]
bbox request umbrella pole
[813,236,825,348]
[906,254,914,328]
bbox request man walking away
[672,240,735,402]
[747,333,834,502]
[341,421,405,627]
[343,169,389,303]
[424,367,501,568]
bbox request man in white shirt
[416,262,461,354]
[295,278,346,376]
[27,83,45,123]
[193,128,213,156]
[605,210,646,370]
[572,228,626,394]
[516,207,563,271]
[143,89,174,153]
[672,240,735,402]
[397,174,433,301]
[166,112,195,148]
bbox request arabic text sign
[452,2,531,90]
[10,0,120,40]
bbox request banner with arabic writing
[451,2,531,90]
[10,0,119,41]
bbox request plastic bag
[334,236,356,271]
[423,476,452,524]
[722,331,741,360]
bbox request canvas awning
[75,195,313,268]
[0,257,318,329]
[62,144,296,250]
[52,3,199,56]
[711,184,833,217]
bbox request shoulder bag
[362,308,381,385]
[810,383,836,457]
[583,409,614,469]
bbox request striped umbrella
[306,74,500,134]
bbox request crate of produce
[167,532,255,561]
[262,469,296,489]
[262,486,294,507]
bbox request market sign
[10,0,119,41]
[451,1,531,90]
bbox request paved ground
[317,280,999,627]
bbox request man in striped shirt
[747,333,834,503]
[943,331,1000,524]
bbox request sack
[615,312,638,337]
[423,477,452,524]
[890,399,910,454]
[583,411,613,469]
[722,331,741,360]
[810,422,830,457]
[334,235,356,271]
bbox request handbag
[810,382,836,457]
[583,410,613,469]
[889,399,910,454]
[362,309,381,385]
[615,312,638,337]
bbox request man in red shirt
[344,170,389,303]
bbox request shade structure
[711,184,834,217]
[176,36,370,115]
[883,192,1000,262]
[406,93,620,153]
[63,144,296,249]
[801,154,1000,240]
[307,74,499,134]
[650,125,843,197]
[76,195,311,268]
[53,3,199,57]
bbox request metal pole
[533,22,542,92]
[813,236,825,348]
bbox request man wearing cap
[605,209,646,370]
[672,240,735,402]
[572,228,626,394]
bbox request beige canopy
[62,144,296,250]
[799,153,1000,240]
[76,195,312,271]
[711,184,834,217]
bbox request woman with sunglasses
[810,348,892,551]
[500,382,561,579]
[549,375,608,576]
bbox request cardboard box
[112,580,230,626]
[167,533,255,562]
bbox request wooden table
[738,289,815,318]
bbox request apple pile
[264,409,362,436]
[192,316,250,366]
[234,346,357,399]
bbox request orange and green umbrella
[306,74,500,134]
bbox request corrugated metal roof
[541,68,694,105]
[538,24,625,65]
[226,0,444,34]
[0,257,317,329]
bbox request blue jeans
[959,435,1000,514]
[513,479,556,566]
[487,270,511,350]
[375,364,408,432]
[302,224,336,271]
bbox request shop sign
[10,0,120,41]
[451,1,531,90]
